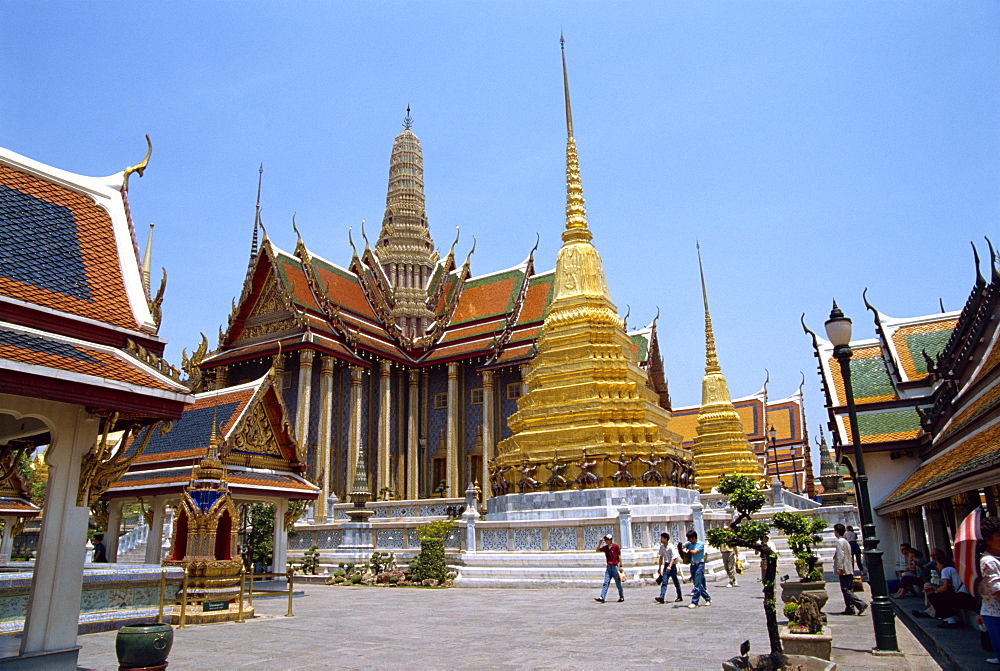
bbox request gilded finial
[361,219,371,251]
[348,227,358,259]
[560,37,590,239]
[142,223,154,295]
[292,213,302,245]
[403,105,413,130]
[123,134,152,191]
[697,242,719,372]
[463,236,477,267]
[447,226,460,258]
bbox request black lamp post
[825,301,898,653]
[790,443,800,493]
[768,425,783,487]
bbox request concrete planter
[723,653,836,671]
[780,580,828,609]
[779,625,833,661]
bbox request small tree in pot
[706,474,785,670]
[771,511,826,582]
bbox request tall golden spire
[691,247,763,492]
[494,38,690,484]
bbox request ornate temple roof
[875,244,1000,512]
[0,145,192,423]
[106,373,318,501]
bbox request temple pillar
[348,367,363,490]
[446,362,459,497]
[144,496,169,565]
[272,499,288,575]
[315,355,335,520]
[481,370,495,499]
[214,365,229,390]
[378,360,392,496]
[295,349,315,448]
[407,370,419,500]
[105,499,125,562]
[21,405,99,658]
[0,517,15,559]
[907,507,926,557]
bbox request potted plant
[431,480,448,498]
[780,594,833,661]
[771,511,828,610]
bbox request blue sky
[4,2,998,451]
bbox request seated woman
[912,553,978,628]
[893,548,929,597]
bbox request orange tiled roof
[0,163,140,331]
[828,344,897,404]
[1,323,179,392]
[448,270,521,325]
[891,318,958,381]
[311,258,378,320]
[517,273,554,325]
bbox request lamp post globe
[825,300,898,653]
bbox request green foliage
[771,512,827,582]
[783,601,798,621]
[415,519,456,543]
[407,523,453,584]
[369,551,395,574]
[239,502,275,571]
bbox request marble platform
[486,486,702,521]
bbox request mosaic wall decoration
[387,506,414,518]
[376,529,404,549]
[290,532,316,550]
[584,525,615,549]
[547,527,578,551]
[420,504,447,517]
[631,523,643,548]
[481,528,508,552]
[444,530,462,549]
[513,528,542,552]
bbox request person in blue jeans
[681,529,711,608]
[594,533,624,603]
[654,531,684,603]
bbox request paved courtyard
[75,575,943,670]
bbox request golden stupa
[494,39,690,486]
[690,247,764,492]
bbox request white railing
[118,524,148,554]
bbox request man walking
[833,523,868,616]
[654,532,684,603]
[595,533,624,603]
[720,541,739,587]
[680,530,711,608]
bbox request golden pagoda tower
[495,39,690,485]
[690,246,764,492]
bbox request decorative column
[446,362,459,497]
[463,482,480,552]
[272,499,289,575]
[294,349,315,449]
[407,370,419,500]
[315,355,335,520]
[105,499,125,562]
[378,360,392,496]
[21,406,99,657]
[481,370,495,498]
[347,367,364,491]
[0,517,15,560]
[144,496,169,564]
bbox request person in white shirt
[977,516,1000,664]
[654,532,683,603]
[833,523,868,616]
[914,552,977,628]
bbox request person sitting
[912,553,978,628]
[893,548,929,598]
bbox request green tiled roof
[851,356,896,400]
[630,333,649,362]
[902,329,953,376]
[857,407,921,437]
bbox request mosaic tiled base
[546,527,578,551]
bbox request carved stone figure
[516,460,541,493]
[546,456,570,491]
[607,452,635,485]
[574,450,601,489]
[637,451,664,485]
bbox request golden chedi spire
[690,245,764,492]
[495,38,689,483]
[374,107,440,339]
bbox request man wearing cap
[595,533,625,603]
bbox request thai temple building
[187,103,681,517]
[811,244,1000,571]
[0,144,193,668]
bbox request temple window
[507,383,522,400]
[470,388,484,405]
[434,392,448,409]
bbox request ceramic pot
[116,622,173,669]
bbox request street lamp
[768,425,783,487]
[825,300,898,653]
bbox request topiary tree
[705,474,785,669]
[771,511,827,582]
[407,519,455,584]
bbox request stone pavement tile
[77,576,942,670]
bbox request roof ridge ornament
[403,105,413,130]
[123,134,152,191]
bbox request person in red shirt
[595,534,625,603]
